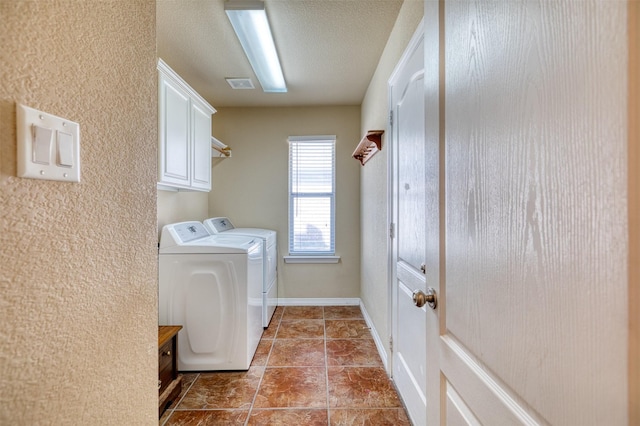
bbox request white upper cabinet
[158,59,216,191]
[190,99,213,190]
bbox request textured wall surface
[360,0,423,363]
[0,1,158,424]
[629,4,640,423]
[208,106,361,299]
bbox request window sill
[284,255,341,264]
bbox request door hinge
[390,223,395,239]
[389,110,394,127]
[389,335,393,353]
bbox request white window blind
[288,136,336,255]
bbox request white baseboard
[359,300,389,372]
[277,298,360,306]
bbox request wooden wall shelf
[352,130,384,165]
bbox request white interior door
[390,22,427,426]
[424,1,630,425]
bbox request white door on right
[425,0,630,425]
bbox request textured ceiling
[156,0,404,107]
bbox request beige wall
[158,190,209,239]
[0,1,158,424]
[360,0,423,359]
[208,107,361,299]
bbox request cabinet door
[159,74,190,187]
[190,99,212,191]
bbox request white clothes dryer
[159,221,263,371]
[203,217,278,327]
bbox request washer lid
[160,221,260,254]
[221,228,276,245]
[203,218,276,245]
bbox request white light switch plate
[17,104,80,182]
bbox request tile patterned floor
[160,306,411,426]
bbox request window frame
[287,135,336,257]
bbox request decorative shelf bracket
[352,130,384,165]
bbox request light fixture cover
[225,0,287,93]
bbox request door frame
[387,17,425,382]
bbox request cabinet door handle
[162,350,171,356]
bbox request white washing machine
[158,221,263,371]
[204,217,278,327]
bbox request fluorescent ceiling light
[225,0,287,93]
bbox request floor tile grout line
[244,310,281,426]
[160,372,200,426]
[171,408,252,412]
[249,407,332,411]
[323,306,331,425]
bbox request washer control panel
[205,217,235,233]
[171,222,210,243]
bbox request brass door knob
[413,288,437,309]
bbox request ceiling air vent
[225,78,255,89]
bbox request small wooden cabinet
[158,325,182,416]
